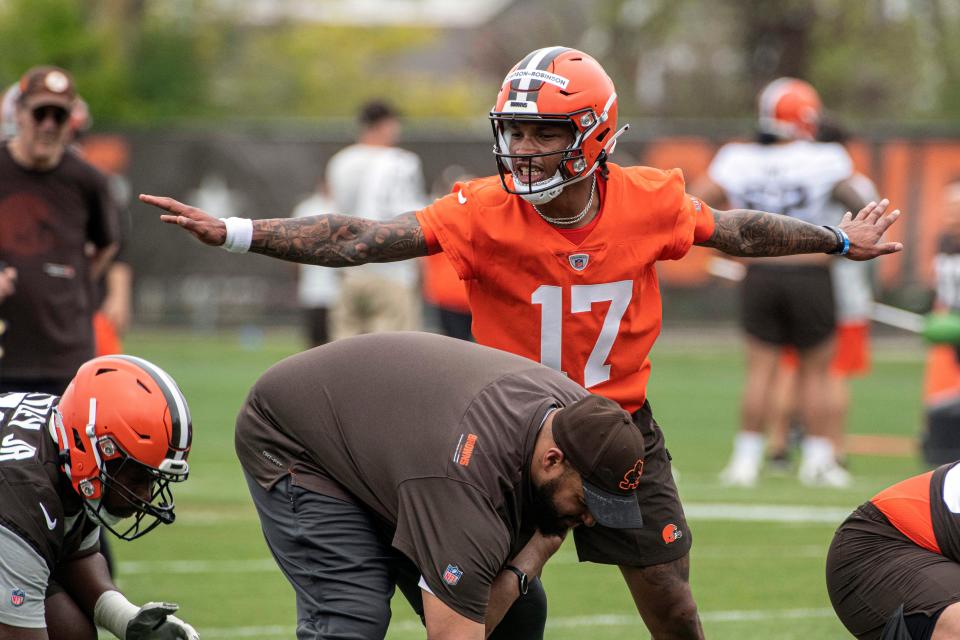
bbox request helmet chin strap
[84,498,126,526]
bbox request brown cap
[18,66,76,110]
[552,395,645,529]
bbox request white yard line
[119,503,847,575]
[176,608,835,639]
[684,502,851,524]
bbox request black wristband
[504,564,529,595]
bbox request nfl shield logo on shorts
[442,564,463,586]
[568,253,589,271]
[10,588,25,607]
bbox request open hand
[838,198,902,261]
[140,194,226,247]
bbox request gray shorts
[0,522,49,628]
[244,472,547,639]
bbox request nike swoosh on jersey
[457,190,467,205]
[39,502,57,530]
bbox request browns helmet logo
[618,458,644,491]
[662,523,683,544]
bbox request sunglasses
[31,105,70,126]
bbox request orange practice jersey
[416,163,713,412]
[871,462,960,561]
[872,470,940,554]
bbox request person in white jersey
[697,78,868,488]
[325,100,427,337]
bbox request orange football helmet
[490,47,629,204]
[54,355,192,540]
[757,77,822,141]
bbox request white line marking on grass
[183,608,836,638]
[119,558,279,574]
[119,504,848,576]
[685,502,851,523]
[118,542,827,577]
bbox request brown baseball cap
[18,65,76,110]
[552,394,645,529]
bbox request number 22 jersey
[416,162,713,413]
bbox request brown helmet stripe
[507,46,571,103]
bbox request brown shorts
[740,263,835,349]
[826,501,960,640]
[572,401,692,567]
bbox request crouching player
[827,462,960,639]
[0,355,198,639]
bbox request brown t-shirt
[0,143,118,379]
[235,332,588,623]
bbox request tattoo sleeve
[697,209,837,257]
[249,211,428,266]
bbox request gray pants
[244,472,547,639]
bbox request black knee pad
[488,577,548,640]
[881,604,914,640]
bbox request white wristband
[222,217,253,253]
[94,590,139,639]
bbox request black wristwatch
[504,564,529,595]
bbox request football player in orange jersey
[142,47,901,640]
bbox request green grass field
[108,328,929,639]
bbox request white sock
[730,431,764,465]
[801,435,835,467]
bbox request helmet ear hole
[72,430,86,452]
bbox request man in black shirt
[0,65,117,395]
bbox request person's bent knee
[296,612,390,640]
[933,601,960,640]
[489,577,547,640]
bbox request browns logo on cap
[17,65,76,110]
[552,394,646,529]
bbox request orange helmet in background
[490,46,629,205]
[757,77,822,141]
[54,355,192,540]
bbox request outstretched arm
[250,210,426,265]
[697,198,902,261]
[139,194,428,266]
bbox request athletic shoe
[798,459,852,488]
[719,458,760,487]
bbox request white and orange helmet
[53,355,192,540]
[490,47,629,205]
[757,77,822,141]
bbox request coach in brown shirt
[236,331,647,640]
[0,65,118,395]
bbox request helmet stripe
[758,77,793,122]
[111,355,192,460]
[509,46,570,102]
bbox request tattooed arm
[697,198,903,261]
[250,212,426,265]
[698,209,836,257]
[138,194,427,265]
